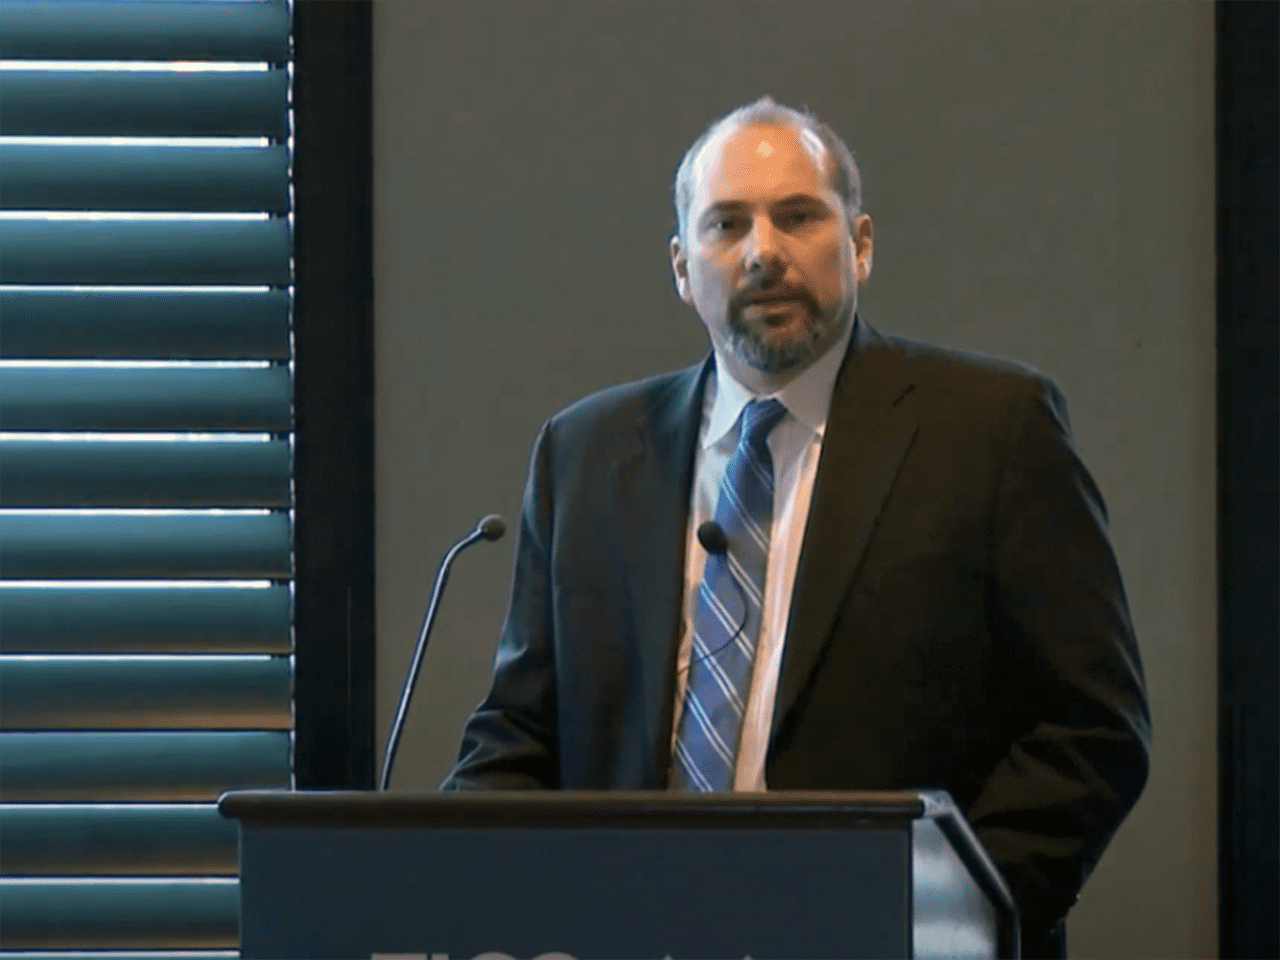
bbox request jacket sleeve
[440,420,561,790]
[966,375,1152,949]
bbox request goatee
[727,308,847,374]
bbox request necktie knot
[739,397,787,455]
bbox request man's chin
[729,314,846,374]
[731,330,824,375]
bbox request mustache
[731,284,817,313]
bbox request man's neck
[721,356,803,396]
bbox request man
[443,96,1151,958]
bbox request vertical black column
[1215,3,1278,958]
[292,1,376,789]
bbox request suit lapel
[771,317,921,738]
[611,359,711,769]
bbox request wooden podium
[218,789,1019,959]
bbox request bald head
[672,96,864,246]
[668,114,874,393]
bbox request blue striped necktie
[671,397,787,791]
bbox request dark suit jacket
[443,315,1151,955]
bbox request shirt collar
[703,314,856,449]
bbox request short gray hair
[672,95,864,245]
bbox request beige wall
[373,2,1217,956]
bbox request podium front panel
[240,823,910,959]
[221,790,1016,960]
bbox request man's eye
[784,210,814,226]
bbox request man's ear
[852,214,874,283]
[669,235,692,303]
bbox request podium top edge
[218,789,950,825]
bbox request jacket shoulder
[547,361,706,436]
[877,331,1057,396]
[869,330,1069,427]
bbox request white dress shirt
[670,319,855,790]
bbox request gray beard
[726,309,847,374]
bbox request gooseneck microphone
[378,513,507,790]
[684,520,750,672]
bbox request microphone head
[696,520,728,555]
[476,514,507,541]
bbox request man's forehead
[753,129,822,159]
[694,121,830,195]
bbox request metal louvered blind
[0,2,293,955]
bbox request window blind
[0,1,294,955]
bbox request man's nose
[744,217,784,278]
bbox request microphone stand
[377,514,505,791]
